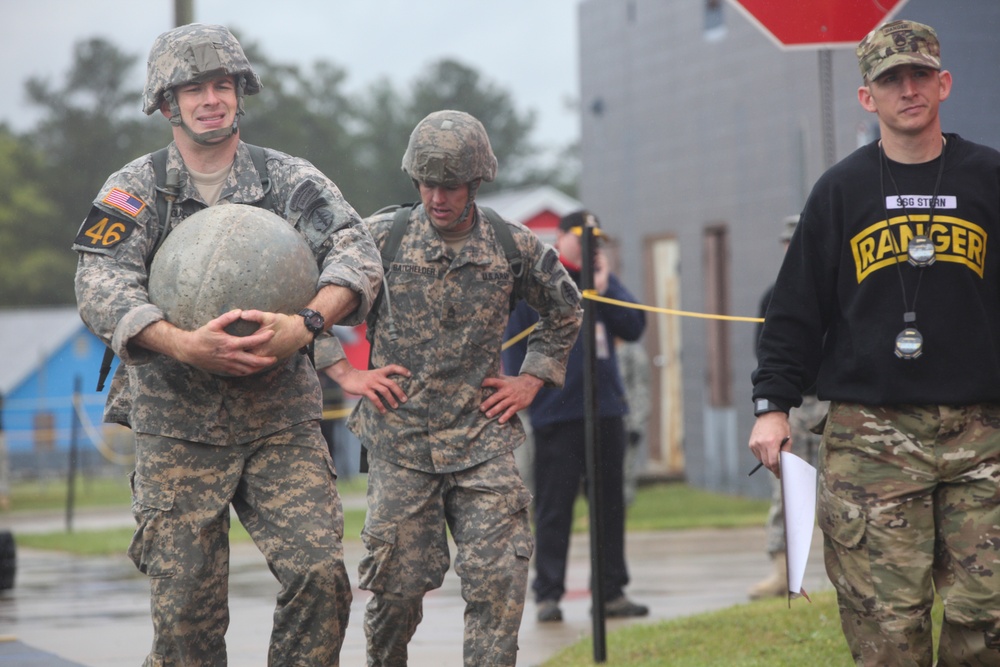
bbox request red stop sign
[729,0,912,48]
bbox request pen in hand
[748,436,790,476]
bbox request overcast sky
[0,0,581,151]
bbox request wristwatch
[298,308,325,339]
[753,398,787,417]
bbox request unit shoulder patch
[74,206,137,251]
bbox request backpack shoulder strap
[364,205,412,343]
[481,206,524,278]
[244,143,275,213]
[480,206,524,311]
[383,205,412,272]
[151,146,171,237]
[359,203,411,473]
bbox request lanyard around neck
[877,137,947,327]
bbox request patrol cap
[779,214,799,242]
[559,209,610,242]
[856,20,941,82]
[559,210,600,232]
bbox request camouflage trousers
[128,421,352,667]
[359,453,534,667]
[764,395,828,555]
[818,402,1000,667]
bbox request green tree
[25,38,165,228]
[6,35,579,307]
[0,127,70,305]
[349,78,419,216]
[9,37,163,307]
[407,59,538,190]
[349,58,551,215]
[238,37,363,204]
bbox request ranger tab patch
[75,206,137,250]
[102,187,146,217]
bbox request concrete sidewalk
[0,504,831,666]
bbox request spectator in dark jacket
[502,209,648,623]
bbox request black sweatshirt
[753,134,1000,409]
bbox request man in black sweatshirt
[750,20,1000,666]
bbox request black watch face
[300,310,324,334]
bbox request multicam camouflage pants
[818,402,1000,667]
[359,452,533,667]
[128,421,352,667]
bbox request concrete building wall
[577,0,1000,496]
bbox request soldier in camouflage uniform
[750,20,1000,666]
[73,24,381,666]
[323,110,582,666]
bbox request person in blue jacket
[502,209,648,623]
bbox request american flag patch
[103,188,146,217]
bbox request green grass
[542,589,945,667]
[5,474,369,511]
[4,474,369,554]
[544,590,854,666]
[6,474,133,511]
[6,477,764,554]
[586,482,771,532]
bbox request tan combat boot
[748,552,787,600]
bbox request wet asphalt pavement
[0,505,831,666]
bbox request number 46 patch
[75,206,138,250]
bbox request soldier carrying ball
[72,24,381,666]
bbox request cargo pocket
[817,482,874,606]
[505,484,534,560]
[358,517,398,593]
[127,471,176,577]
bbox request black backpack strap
[151,146,170,226]
[359,204,411,473]
[244,143,275,213]
[383,205,413,272]
[365,205,412,341]
[480,206,524,310]
[481,206,523,278]
[99,147,171,392]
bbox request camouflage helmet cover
[401,110,498,185]
[143,23,261,115]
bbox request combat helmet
[143,23,261,144]
[401,110,498,187]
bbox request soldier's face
[858,65,951,137]
[419,182,472,231]
[172,75,238,141]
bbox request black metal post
[66,375,82,533]
[581,222,607,662]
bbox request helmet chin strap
[163,76,247,146]
[449,180,481,229]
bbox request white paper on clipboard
[780,450,817,601]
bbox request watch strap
[753,398,788,417]
[297,308,325,338]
